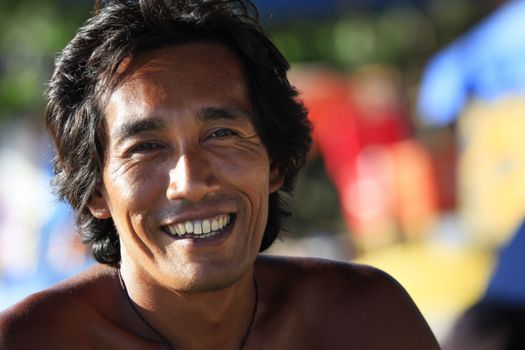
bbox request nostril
[204,173,218,187]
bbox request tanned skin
[0,257,439,350]
[0,43,439,350]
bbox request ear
[269,162,284,194]
[87,188,111,219]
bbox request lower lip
[163,216,236,248]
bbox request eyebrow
[113,118,168,143]
[198,106,253,123]
[112,106,253,142]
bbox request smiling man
[0,1,439,349]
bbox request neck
[118,265,258,350]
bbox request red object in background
[303,66,411,191]
[306,79,360,192]
[348,67,411,148]
[294,66,438,246]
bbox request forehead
[105,42,251,126]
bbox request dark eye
[208,128,237,139]
[130,142,162,154]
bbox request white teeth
[165,214,232,237]
[202,219,211,234]
[194,220,203,234]
[211,219,219,231]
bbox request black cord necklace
[118,269,259,350]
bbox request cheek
[104,160,168,214]
[217,153,271,216]
[217,155,271,195]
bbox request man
[0,1,440,349]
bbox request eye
[207,128,238,139]
[129,142,163,154]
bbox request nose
[166,150,219,203]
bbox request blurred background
[2,0,525,347]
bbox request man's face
[89,42,282,292]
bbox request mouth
[161,213,235,239]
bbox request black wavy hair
[45,0,312,265]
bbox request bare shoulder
[256,254,414,299]
[256,255,440,350]
[0,264,118,350]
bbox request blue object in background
[485,219,525,305]
[0,164,93,311]
[418,0,525,126]
[252,0,430,22]
[0,199,93,310]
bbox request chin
[161,258,252,293]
